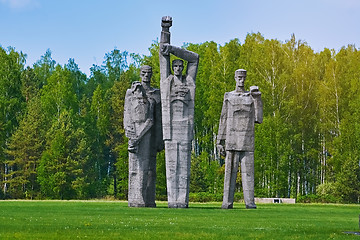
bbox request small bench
[255,198,296,204]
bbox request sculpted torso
[224,91,256,151]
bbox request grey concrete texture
[217,69,263,209]
[159,16,199,208]
[124,65,163,207]
[125,18,264,210]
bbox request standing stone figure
[124,65,163,207]
[159,16,199,208]
[217,69,263,209]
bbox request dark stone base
[128,202,156,208]
[221,203,233,209]
[245,203,257,209]
[168,202,188,208]
[128,203,145,207]
[145,203,156,208]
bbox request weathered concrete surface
[159,16,199,208]
[217,69,263,209]
[124,65,163,207]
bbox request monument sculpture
[124,65,163,207]
[217,69,263,209]
[159,16,199,208]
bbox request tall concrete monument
[217,69,263,209]
[124,65,163,207]
[159,16,199,208]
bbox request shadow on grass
[153,201,249,210]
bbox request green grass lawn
[0,200,359,239]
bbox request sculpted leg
[176,141,191,208]
[222,151,240,209]
[165,141,191,208]
[165,141,179,208]
[241,151,256,209]
[127,133,151,208]
[145,152,157,207]
[128,152,145,207]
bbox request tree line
[1,33,359,202]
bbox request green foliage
[155,151,166,199]
[296,194,339,203]
[334,155,360,203]
[0,46,26,197]
[37,110,90,199]
[189,192,223,202]
[86,85,111,197]
[1,35,360,203]
[316,182,340,203]
[21,67,42,102]
[33,49,56,87]
[5,97,45,199]
[40,65,79,122]
[190,152,223,194]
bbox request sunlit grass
[0,200,359,239]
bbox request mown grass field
[0,200,359,239]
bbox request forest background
[1,33,359,203]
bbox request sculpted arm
[124,89,135,139]
[159,16,172,140]
[124,89,154,152]
[131,100,155,147]
[154,98,165,151]
[159,16,172,81]
[250,86,263,124]
[217,95,228,156]
[161,44,199,82]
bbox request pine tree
[38,110,90,199]
[5,97,45,199]
[0,46,26,197]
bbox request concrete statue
[217,69,263,209]
[159,16,199,208]
[124,65,163,207]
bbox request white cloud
[0,0,40,9]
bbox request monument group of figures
[123,16,263,209]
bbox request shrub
[296,194,340,203]
[189,192,223,202]
[156,194,167,201]
[297,194,319,203]
[234,192,244,202]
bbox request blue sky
[1,0,360,76]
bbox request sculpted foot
[168,202,188,208]
[145,202,156,208]
[221,203,233,209]
[245,203,257,209]
[128,203,146,208]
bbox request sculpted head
[140,65,153,84]
[235,69,247,88]
[172,59,184,77]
